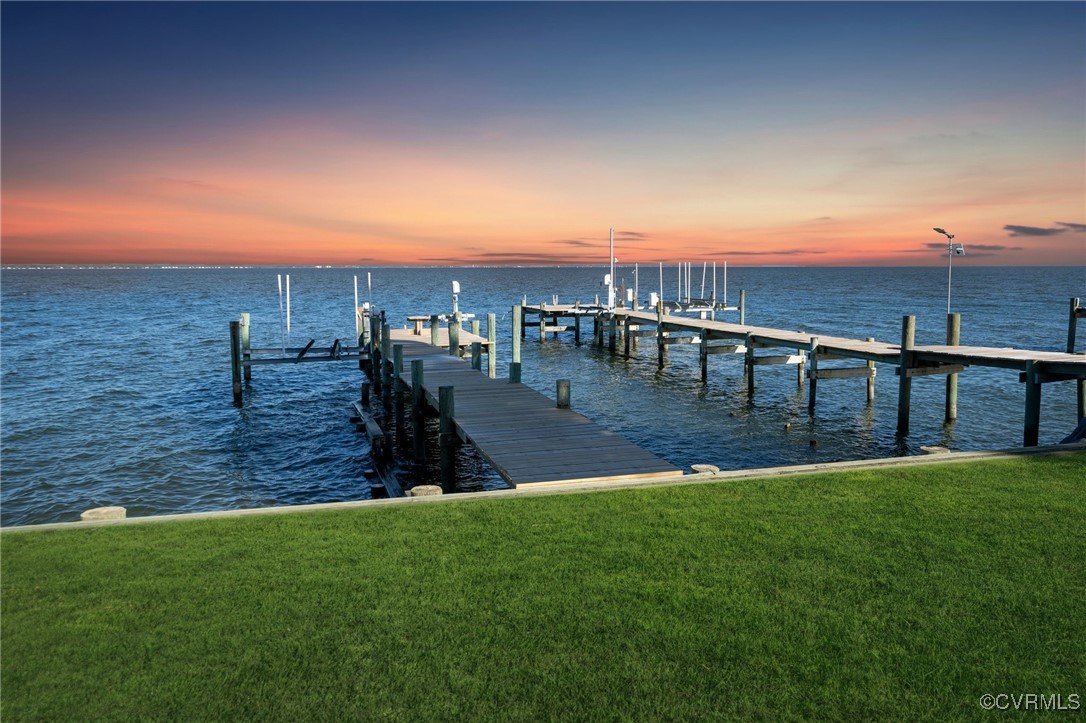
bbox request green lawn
[3,453,1084,721]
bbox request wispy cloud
[1004,224,1067,237]
[1057,222,1086,232]
[922,242,1021,251]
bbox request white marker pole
[723,261,728,305]
[277,274,285,352]
[701,262,707,300]
[608,227,615,310]
[658,262,663,302]
[285,274,291,336]
[354,275,360,338]
[367,272,372,304]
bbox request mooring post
[471,342,482,371]
[807,337,819,414]
[356,305,366,348]
[656,300,667,368]
[896,315,916,437]
[411,359,425,461]
[512,304,522,366]
[430,314,440,347]
[745,334,756,395]
[361,381,370,406]
[520,302,526,338]
[556,379,571,409]
[381,324,392,412]
[370,315,382,394]
[239,313,252,382]
[608,314,617,353]
[1024,360,1042,447]
[739,289,746,326]
[945,313,961,422]
[1069,297,1085,420]
[471,319,480,338]
[624,316,633,358]
[797,349,806,386]
[393,344,405,435]
[574,303,581,345]
[699,329,708,381]
[230,320,243,405]
[866,337,876,403]
[487,312,497,378]
[539,306,546,342]
[449,313,461,356]
[509,362,522,383]
[439,386,456,489]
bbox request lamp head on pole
[933,227,955,240]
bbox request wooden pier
[380,329,683,487]
[520,297,1086,447]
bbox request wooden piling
[381,324,392,412]
[556,379,571,409]
[230,320,243,405]
[1024,360,1042,446]
[430,314,440,347]
[472,319,480,337]
[574,312,581,345]
[739,289,746,325]
[439,386,456,488]
[449,313,461,356]
[239,313,252,382]
[608,314,617,353]
[656,301,667,368]
[393,344,405,434]
[699,329,708,381]
[411,359,425,461]
[744,334,755,394]
[796,350,805,386]
[370,315,382,394]
[945,313,961,422]
[807,337,819,413]
[896,315,916,436]
[539,307,546,341]
[512,305,522,366]
[1069,297,1085,420]
[509,361,522,383]
[866,337,876,403]
[471,342,482,370]
[487,312,497,379]
[624,316,633,358]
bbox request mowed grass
[3,454,1084,721]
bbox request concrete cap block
[409,485,443,497]
[80,506,127,521]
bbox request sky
[2,2,1084,267]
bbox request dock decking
[387,330,683,487]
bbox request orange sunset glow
[3,3,1084,267]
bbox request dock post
[411,360,425,461]
[430,314,440,347]
[1024,360,1042,446]
[393,344,405,436]
[230,320,243,405]
[866,337,876,403]
[797,350,805,386]
[239,313,252,382]
[539,306,546,342]
[739,289,746,325]
[807,337,819,413]
[574,311,581,345]
[509,362,522,383]
[471,342,482,370]
[745,334,756,394]
[608,314,617,353]
[356,305,366,347]
[556,379,571,409]
[381,324,392,412]
[439,386,456,489]
[945,313,961,422]
[1069,297,1085,420]
[699,329,708,381]
[487,312,497,379]
[512,304,522,368]
[624,316,633,358]
[472,319,480,337]
[656,301,667,368]
[896,315,916,437]
[449,313,461,356]
[370,315,382,394]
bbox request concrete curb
[3,443,1082,534]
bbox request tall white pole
[947,242,953,314]
[277,274,285,353]
[659,262,663,301]
[677,263,682,306]
[285,274,291,336]
[634,263,639,310]
[700,262,707,300]
[353,274,359,319]
[723,261,728,305]
[712,261,717,301]
[367,272,372,304]
[609,227,615,309]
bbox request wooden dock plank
[387,330,682,487]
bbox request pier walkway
[387,330,683,487]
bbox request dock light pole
[934,228,965,313]
[608,227,616,310]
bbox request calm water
[2,265,1083,526]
